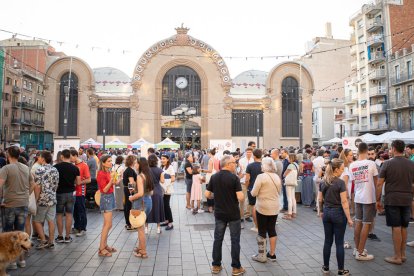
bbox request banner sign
[53,139,80,161]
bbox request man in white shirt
[312,149,325,212]
[238,147,254,223]
[270,149,283,180]
[349,142,378,261]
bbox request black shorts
[385,205,411,228]
[247,190,256,206]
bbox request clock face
[176,77,188,89]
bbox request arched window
[282,77,299,137]
[58,72,78,136]
[162,66,201,116]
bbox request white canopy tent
[322,137,342,145]
[105,138,128,149]
[360,133,383,144]
[156,138,180,149]
[80,138,103,148]
[400,130,414,143]
[129,138,153,149]
[376,130,403,142]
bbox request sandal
[105,245,117,253]
[134,249,148,259]
[282,215,292,220]
[98,248,112,257]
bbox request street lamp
[190,130,198,148]
[165,130,172,138]
[171,104,196,150]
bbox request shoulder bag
[285,164,298,186]
[129,175,146,228]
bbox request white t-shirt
[239,156,254,184]
[162,165,175,194]
[349,159,378,204]
[340,167,353,197]
[312,156,325,183]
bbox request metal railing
[369,52,385,64]
[370,103,387,113]
[391,72,414,86]
[367,34,384,47]
[369,68,386,80]
[369,86,387,97]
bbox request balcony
[360,124,369,131]
[370,103,387,114]
[21,102,37,110]
[12,86,20,93]
[362,2,382,16]
[369,86,387,97]
[370,121,388,130]
[368,52,385,64]
[21,119,33,126]
[36,105,45,113]
[369,69,386,80]
[11,118,21,125]
[361,108,368,117]
[367,34,384,47]
[344,93,358,105]
[335,114,344,121]
[366,18,383,33]
[391,72,414,86]
[12,101,21,108]
[390,97,414,110]
[33,120,45,127]
[344,111,358,120]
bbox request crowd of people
[0,140,414,275]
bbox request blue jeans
[3,206,27,232]
[74,196,87,231]
[212,218,241,269]
[322,207,347,270]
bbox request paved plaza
[7,180,414,276]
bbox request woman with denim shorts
[129,157,154,259]
[97,155,119,257]
[318,159,353,276]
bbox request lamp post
[171,104,196,150]
[190,130,198,148]
[3,125,7,149]
[102,107,106,151]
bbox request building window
[97,108,131,136]
[357,19,364,29]
[282,77,299,137]
[4,109,9,117]
[408,60,412,79]
[410,110,414,130]
[28,82,32,91]
[36,99,40,108]
[397,112,402,130]
[58,72,79,136]
[14,79,18,86]
[23,80,27,89]
[231,110,263,137]
[6,77,11,85]
[395,64,400,82]
[396,88,401,102]
[409,85,413,103]
[162,66,201,116]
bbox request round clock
[175,77,188,89]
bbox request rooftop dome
[230,70,268,97]
[93,67,132,95]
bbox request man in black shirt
[205,155,245,275]
[245,149,263,232]
[54,149,80,243]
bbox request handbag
[285,164,298,186]
[94,190,101,206]
[28,192,37,215]
[129,197,146,228]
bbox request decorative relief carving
[88,94,99,108]
[132,27,231,90]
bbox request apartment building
[0,38,61,147]
[346,0,414,135]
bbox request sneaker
[406,241,414,247]
[338,269,350,275]
[368,233,381,242]
[252,254,267,263]
[266,252,276,262]
[409,217,414,224]
[55,236,65,243]
[7,262,17,270]
[211,265,223,274]
[166,225,174,231]
[232,266,246,275]
[17,260,26,268]
[47,242,55,249]
[250,227,258,233]
[37,234,49,241]
[71,228,79,234]
[245,217,252,222]
[321,266,329,275]
[76,230,86,237]
[355,252,374,261]
[64,236,73,243]
[197,209,205,213]
[353,248,367,256]
[36,240,49,250]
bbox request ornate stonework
[132,27,231,90]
